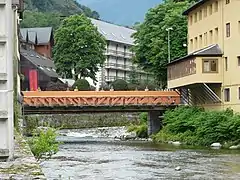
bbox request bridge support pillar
[148,111,163,136]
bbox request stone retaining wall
[0,131,46,179]
[24,113,140,135]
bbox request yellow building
[167,0,240,111]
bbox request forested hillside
[21,0,99,30]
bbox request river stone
[211,143,222,147]
[175,166,181,171]
[172,141,181,146]
[229,145,240,149]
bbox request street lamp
[166,27,173,63]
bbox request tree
[111,79,128,91]
[73,79,91,91]
[132,0,192,87]
[22,0,100,29]
[53,15,106,81]
[21,11,62,30]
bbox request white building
[88,19,150,90]
[0,0,23,160]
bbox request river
[41,127,240,180]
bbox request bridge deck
[22,91,180,114]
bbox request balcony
[105,49,134,58]
[167,45,223,89]
[105,76,130,82]
[105,63,132,71]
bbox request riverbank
[0,131,46,179]
[152,106,240,148]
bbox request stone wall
[24,113,140,135]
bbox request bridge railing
[22,91,180,107]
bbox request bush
[139,112,148,124]
[46,81,68,91]
[28,128,60,161]
[127,112,149,138]
[153,106,240,146]
[111,79,128,91]
[73,79,90,91]
[128,83,138,90]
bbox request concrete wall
[0,0,14,159]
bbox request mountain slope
[77,0,163,26]
[24,0,99,17]
[21,0,99,29]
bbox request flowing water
[41,127,240,180]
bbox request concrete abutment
[148,111,163,135]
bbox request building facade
[89,19,151,90]
[0,0,23,160]
[167,0,240,111]
[20,27,54,59]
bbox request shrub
[111,79,128,91]
[153,106,240,146]
[139,112,148,124]
[46,81,68,91]
[73,79,90,91]
[127,83,138,90]
[28,128,60,161]
[127,112,149,138]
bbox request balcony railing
[105,63,149,74]
[105,49,134,58]
[105,76,130,82]
[105,63,133,70]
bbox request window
[194,13,197,22]
[199,10,202,20]
[215,1,218,12]
[238,21,240,34]
[224,88,230,102]
[226,23,230,37]
[209,30,213,43]
[199,35,203,47]
[209,4,213,15]
[215,28,219,43]
[226,0,230,4]
[238,56,240,66]
[203,59,218,73]
[239,87,240,100]
[190,39,193,50]
[194,37,198,49]
[204,32,208,46]
[204,6,208,17]
[225,57,228,71]
[189,16,193,25]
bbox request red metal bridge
[22,91,180,115]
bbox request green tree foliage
[73,79,90,91]
[54,15,106,81]
[22,0,100,29]
[111,79,128,91]
[28,128,60,161]
[132,0,191,86]
[153,106,240,146]
[128,112,148,138]
[21,11,62,30]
